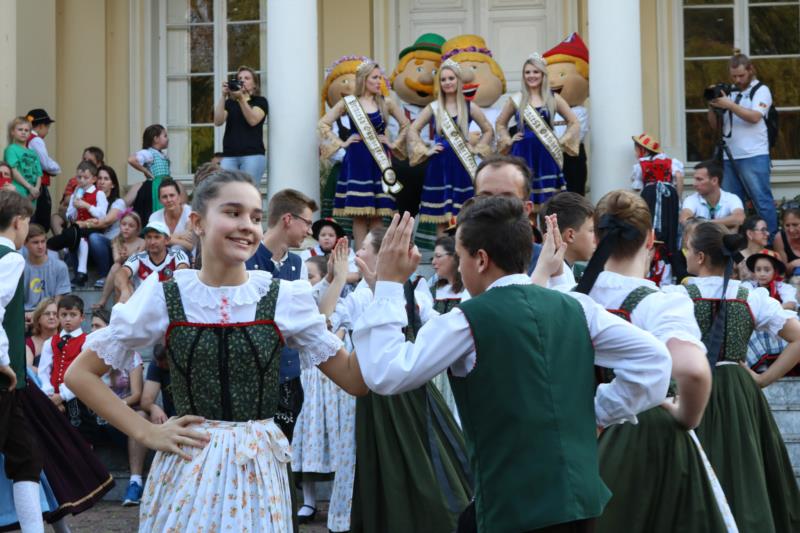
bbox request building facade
[2,0,798,203]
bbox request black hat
[745,248,786,276]
[26,109,55,126]
[312,218,345,241]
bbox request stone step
[770,405,800,435]
[763,377,800,405]
[781,434,800,467]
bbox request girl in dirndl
[553,191,735,533]
[407,59,492,235]
[430,234,469,424]
[318,60,410,249]
[335,226,472,533]
[495,53,579,212]
[664,222,800,533]
[64,169,367,532]
[291,252,358,530]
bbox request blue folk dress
[511,106,565,208]
[418,113,475,224]
[333,111,396,217]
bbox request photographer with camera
[213,65,269,188]
[706,52,777,238]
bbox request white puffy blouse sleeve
[634,291,706,350]
[84,273,169,371]
[748,286,797,337]
[274,279,344,369]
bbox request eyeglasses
[752,227,769,233]
[291,213,313,227]
[433,253,452,259]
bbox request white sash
[512,93,564,169]
[431,101,478,181]
[342,95,401,194]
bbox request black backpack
[750,82,779,148]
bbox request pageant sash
[343,95,401,195]
[512,93,564,169]
[431,102,478,181]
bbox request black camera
[703,82,736,101]
[228,78,241,92]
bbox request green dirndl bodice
[349,280,471,533]
[597,284,730,533]
[688,283,800,533]
[162,278,284,421]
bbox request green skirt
[696,364,800,533]
[597,406,730,533]
[350,383,472,533]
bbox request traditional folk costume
[665,277,800,532]
[353,275,672,532]
[497,93,579,211]
[329,277,472,533]
[410,105,480,225]
[580,272,734,533]
[83,269,343,532]
[743,250,798,374]
[430,282,469,424]
[0,369,113,530]
[0,239,44,531]
[131,147,171,223]
[631,134,685,285]
[319,88,407,218]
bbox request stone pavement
[68,501,330,532]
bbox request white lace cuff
[84,327,138,371]
[298,330,343,369]
[763,309,796,337]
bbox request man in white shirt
[353,197,671,531]
[707,53,776,237]
[680,160,745,231]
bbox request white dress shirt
[0,236,24,367]
[66,185,109,222]
[353,274,672,427]
[28,133,61,175]
[38,327,84,401]
[84,269,343,371]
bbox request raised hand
[376,212,421,284]
[530,214,566,286]
[332,237,350,281]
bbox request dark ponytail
[703,228,747,366]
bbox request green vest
[163,278,283,421]
[686,283,754,363]
[0,245,26,390]
[454,284,610,532]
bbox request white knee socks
[77,238,89,274]
[12,481,44,533]
[51,517,72,533]
[300,481,316,512]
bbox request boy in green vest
[0,190,44,532]
[353,196,671,533]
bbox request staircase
[763,377,800,485]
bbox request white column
[588,0,643,202]
[267,0,320,203]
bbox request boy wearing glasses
[246,188,319,441]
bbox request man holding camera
[707,52,776,237]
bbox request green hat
[399,33,446,59]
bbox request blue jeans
[723,154,777,237]
[221,154,266,189]
[88,233,113,277]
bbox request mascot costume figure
[389,33,445,217]
[544,32,590,195]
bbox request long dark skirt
[696,364,800,533]
[597,406,730,533]
[350,382,472,533]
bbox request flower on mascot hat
[320,55,390,115]
[440,35,506,93]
